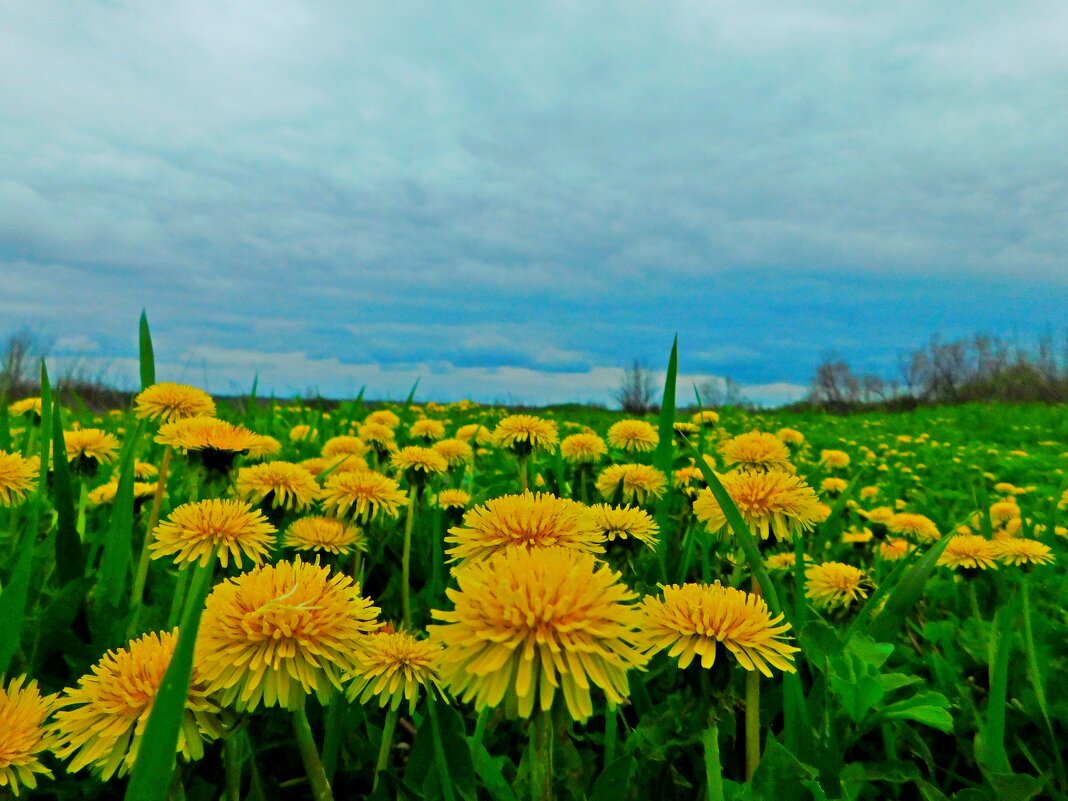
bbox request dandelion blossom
[429,547,646,720]
[820,450,851,469]
[149,499,276,568]
[365,410,401,429]
[156,417,260,471]
[639,582,798,676]
[195,558,381,710]
[992,538,1055,567]
[391,446,448,480]
[320,470,408,522]
[607,420,659,453]
[0,676,56,797]
[64,428,120,465]
[878,538,913,561]
[692,469,822,541]
[433,438,474,468]
[51,630,222,779]
[321,436,368,459]
[284,516,366,556]
[938,535,998,571]
[8,398,43,418]
[719,431,793,472]
[346,631,444,714]
[560,433,608,464]
[446,492,604,564]
[888,513,941,543]
[805,563,870,609]
[409,419,446,441]
[588,504,659,549]
[776,428,804,445]
[236,461,320,511]
[491,414,558,455]
[134,383,215,423]
[0,451,39,507]
[456,424,493,445]
[691,410,719,427]
[435,489,472,510]
[595,464,667,505]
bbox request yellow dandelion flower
[133,460,158,479]
[776,427,804,445]
[888,513,941,543]
[245,434,281,460]
[87,480,157,506]
[765,551,812,571]
[409,419,446,441]
[156,416,259,456]
[284,516,366,556]
[358,421,397,448]
[692,469,822,541]
[673,421,699,437]
[435,489,472,510]
[595,464,667,505]
[859,486,879,500]
[859,506,895,526]
[236,461,320,511]
[821,477,848,494]
[346,631,444,714]
[879,537,913,561]
[805,562,870,609]
[0,451,39,507]
[391,446,449,480]
[51,630,223,779]
[433,438,474,468]
[639,582,798,676]
[989,499,1020,524]
[149,499,276,568]
[820,450,851,469]
[8,398,43,418]
[320,470,409,522]
[607,420,659,453]
[992,538,1055,567]
[491,414,559,455]
[560,433,608,464]
[455,424,493,445]
[446,492,604,564]
[289,424,314,442]
[64,428,120,465]
[365,409,401,429]
[842,528,873,544]
[718,431,793,473]
[196,559,381,711]
[0,676,56,797]
[429,547,647,720]
[322,436,369,459]
[588,504,659,549]
[134,383,216,424]
[691,410,720,427]
[938,535,998,570]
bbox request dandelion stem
[373,706,399,791]
[518,456,529,493]
[427,697,457,801]
[129,445,172,635]
[530,707,554,801]
[223,736,242,801]
[702,718,725,801]
[291,703,335,801]
[402,496,416,629]
[745,669,761,781]
[604,702,618,766]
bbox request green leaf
[0,515,36,674]
[98,421,144,607]
[750,738,818,801]
[589,757,636,801]
[976,595,1016,773]
[124,563,214,801]
[874,692,954,733]
[428,696,475,801]
[865,535,952,643]
[468,740,518,801]
[139,310,156,390]
[51,404,85,585]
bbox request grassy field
[0,329,1065,801]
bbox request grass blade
[98,421,144,607]
[51,403,85,585]
[864,536,952,643]
[653,335,678,476]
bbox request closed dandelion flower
[149,499,276,569]
[322,436,368,459]
[879,537,913,561]
[692,469,822,541]
[455,424,493,445]
[639,582,798,676]
[64,428,120,466]
[195,558,381,710]
[391,446,448,482]
[992,538,1055,567]
[433,438,474,468]
[776,428,804,445]
[237,461,320,511]
[346,631,444,714]
[888,513,941,543]
[607,420,659,453]
[589,504,659,549]
[409,419,446,441]
[134,383,216,424]
[820,450,851,469]
[429,547,646,720]
[719,431,793,472]
[284,516,366,556]
[321,470,408,522]
[691,410,720,427]
[51,630,223,780]
[0,676,56,797]
[446,492,604,564]
[805,563,870,609]
[560,432,608,464]
[0,451,39,507]
[491,414,558,455]
[595,464,667,505]
[365,410,401,429]
[938,535,998,570]
[435,488,472,510]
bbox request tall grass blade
[98,421,144,606]
[865,536,952,643]
[51,404,85,584]
[139,310,156,390]
[653,335,677,476]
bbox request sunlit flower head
[776,428,804,446]
[607,420,659,453]
[0,451,39,507]
[842,528,873,544]
[195,558,381,710]
[429,547,646,721]
[156,417,260,472]
[346,630,444,714]
[719,431,793,472]
[365,409,401,429]
[595,464,668,505]
[938,534,998,571]
[320,470,409,522]
[989,499,1020,524]
[879,537,913,561]
[821,477,848,494]
[391,446,449,483]
[51,630,223,780]
[433,438,474,468]
[236,461,320,511]
[87,480,157,506]
[639,582,798,676]
[409,419,446,441]
[692,469,822,541]
[245,434,281,460]
[491,414,559,455]
[446,492,603,564]
[859,486,879,500]
[132,460,159,479]
[672,421,699,437]
[820,450,851,469]
[289,424,314,442]
[560,432,608,464]
[588,504,659,550]
[322,436,368,459]
[992,538,1055,567]
[888,513,941,543]
[859,506,896,526]
[284,516,366,556]
[435,488,472,510]
[8,398,43,418]
[134,383,216,424]
[805,562,870,609]
[357,421,397,449]
[0,676,56,797]
[691,410,719,427]
[64,428,120,466]
[150,499,276,569]
[765,551,812,571]
[455,424,493,445]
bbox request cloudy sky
[1,2,1066,405]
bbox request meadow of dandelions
[0,328,1065,801]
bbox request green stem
[166,567,192,630]
[530,708,554,801]
[322,694,347,784]
[518,456,529,493]
[472,708,490,745]
[604,702,618,767]
[128,445,172,637]
[402,497,416,629]
[427,697,458,801]
[702,719,725,801]
[373,706,399,791]
[223,736,242,801]
[745,669,761,780]
[291,704,335,801]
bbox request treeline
[807,332,1068,411]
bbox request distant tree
[696,376,748,409]
[616,360,658,415]
[1,327,52,397]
